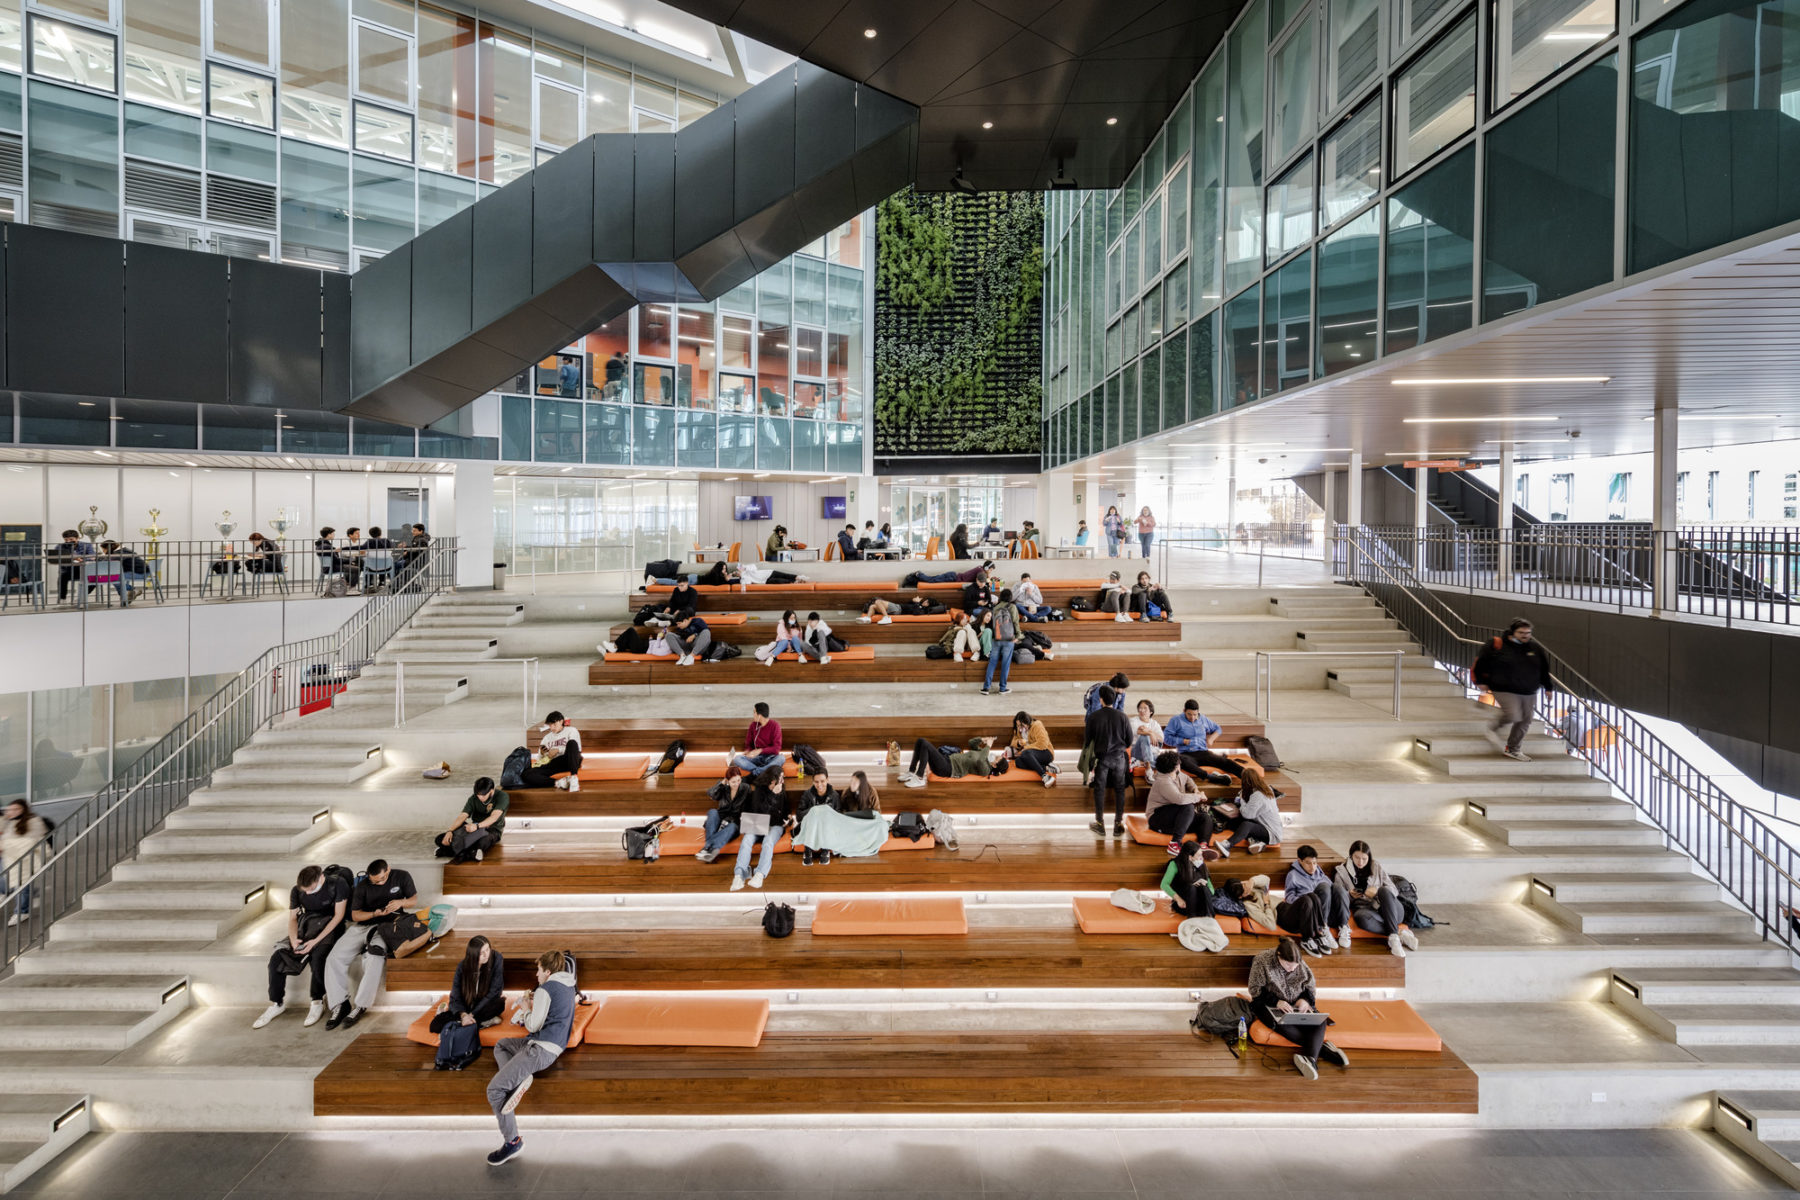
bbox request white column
[1412,465,1429,572]
[847,474,879,531]
[1496,446,1515,586]
[450,461,496,589]
[1225,466,1238,543]
[1651,401,1679,614]
[1346,451,1363,529]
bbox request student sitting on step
[1162,700,1283,803]
[999,710,1057,786]
[432,934,506,1070]
[324,859,428,1030]
[799,612,841,664]
[1144,750,1214,856]
[756,610,813,665]
[634,581,699,625]
[899,737,995,787]
[1159,839,1216,919]
[1281,845,1352,957]
[1129,570,1175,620]
[793,769,840,865]
[1248,937,1348,1081]
[1129,699,1165,766]
[1213,781,1284,855]
[694,768,749,863]
[519,712,583,792]
[794,768,891,863]
[669,610,712,666]
[434,776,508,863]
[730,765,791,891]
[1333,839,1419,958]
[1098,571,1131,620]
[1014,573,1051,620]
[255,864,350,1029]
[730,702,782,774]
[936,611,980,661]
[485,949,578,1167]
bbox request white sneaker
[253,1002,285,1029]
[1114,612,1131,622]
[473,848,484,862]
[897,770,915,782]
[303,1000,326,1026]
[1387,933,1408,958]
[4,913,20,927]
[749,872,765,889]
[555,776,579,792]
[857,616,872,623]
[764,656,776,667]
[904,777,927,789]
[600,641,617,654]
[819,654,831,664]
[678,654,693,666]
[878,616,892,624]
[1502,748,1532,762]
[730,876,746,892]
[794,654,808,664]
[1337,926,1353,949]
[1399,928,1420,951]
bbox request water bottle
[1235,1016,1248,1057]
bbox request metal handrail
[1156,529,1324,586]
[392,657,540,728]
[1338,526,1800,943]
[0,542,462,970]
[1253,649,1406,720]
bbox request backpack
[1393,874,1437,929]
[762,901,795,938]
[622,817,670,861]
[890,812,930,842]
[901,571,921,588]
[1068,595,1093,612]
[499,746,530,790]
[993,605,1017,642]
[924,809,958,849]
[1243,735,1282,770]
[1013,648,1035,664]
[791,744,828,779]
[824,633,847,653]
[713,641,742,660]
[925,644,950,659]
[322,863,356,895]
[657,740,686,773]
[326,577,349,598]
[644,558,679,581]
[1191,994,1254,1038]
[1022,629,1052,651]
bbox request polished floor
[16,1127,1782,1198]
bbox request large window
[281,0,348,145]
[31,15,116,93]
[1385,145,1474,352]
[125,0,203,112]
[280,137,350,269]
[1268,13,1317,168]
[1392,12,1476,176]
[29,80,119,235]
[1223,0,1267,296]
[1494,0,1614,108]
[1316,207,1379,375]
[1262,250,1312,392]
[1320,98,1381,228]
[1192,59,1225,312]
[1223,289,1261,407]
[1265,152,1314,261]
[1326,0,1380,109]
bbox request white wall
[1478,438,1800,525]
[696,477,876,554]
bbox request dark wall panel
[409,208,473,367]
[1584,610,1670,719]
[125,242,228,402]
[593,136,635,262]
[8,225,124,397]
[471,177,534,329]
[633,134,676,262]
[322,273,351,410]
[1668,623,1771,745]
[1768,634,1800,756]
[351,245,413,395]
[674,107,734,257]
[735,65,796,222]
[229,257,321,408]
[794,63,856,185]
[532,141,595,290]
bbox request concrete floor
[14,1126,1784,1198]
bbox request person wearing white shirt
[519,711,583,791]
[800,612,836,664]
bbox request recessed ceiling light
[1392,376,1609,386]
[863,27,877,38]
[1402,415,1562,424]
[1384,450,1472,456]
[982,121,993,129]
[1105,116,1118,126]
[1642,413,1768,421]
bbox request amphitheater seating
[811,896,967,935]
[589,650,1203,685]
[610,617,1185,643]
[1248,998,1442,1052]
[655,824,935,855]
[404,996,598,1048]
[627,581,1119,612]
[586,995,770,1047]
[1070,894,1245,935]
[538,714,1268,754]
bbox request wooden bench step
[589,652,1202,686]
[537,715,1265,753]
[613,619,1185,644]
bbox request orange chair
[1022,539,1040,559]
[823,541,839,562]
[925,536,941,560]
[1583,724,1619,752]
[727,541,741,563]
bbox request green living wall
[874,188,1044,457]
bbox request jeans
[764,637,803,660]
[734,830,781,880]
[1106,534,1121,557]
[1018,605,1051,621]
[1,878,30,917]
[1350,885,1407,935]
[1013,747,1055,776]
[731,751,781,775]
[1130,734,1161,765]
[1139,532,1154,557]
[984,641,1015,690]
[489,1037,561,1143]
[1491,690,1537,752]
[702,808,739,853]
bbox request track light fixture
[951,165,978,195]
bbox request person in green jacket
[1159,840,1215,919]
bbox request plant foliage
[874,188,1044,456]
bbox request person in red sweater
[730,702,782,774]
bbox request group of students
[311,524,431,591]
[945,519,1042,559]
[1094,570,1176,621]
[1101,504,1158,558]
[46,530,155,606]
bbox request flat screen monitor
[822,495,846,520]
[733,495,773,520]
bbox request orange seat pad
[769,644,874,661]
[694,612,749,625]
[1248,999,1441,1052]
[645,584,734,593]
[586,995,769,1047]
[1071,609,1137,620]
[672,753,798,779]
[812,896,967,935]
[880,614,950,623]
[602,651,681,662]
[576,755,654,781]
[405,996,598,1049]
[657,823,934,855]
[1123,813,1234,847]
[1071,894,1243,935]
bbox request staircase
[1714,1091,1800,1188]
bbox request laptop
[1275,1011,1331,1028]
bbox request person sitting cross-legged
[1143,750,1214,857]
[1248,937,1349,1081]
[434,776,508,864]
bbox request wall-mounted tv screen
[733,495,774,520]
[822,496,846,519]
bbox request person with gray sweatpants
[1471,619,1550,761]
[323,861,420,1030]
[485,950,578,1167]
[669,610,712,666]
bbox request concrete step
[1420,734,1569,758]
[48,904,262,944]
[1296,629,1416,646]
[0,973,191,1011]
[0,998,188,1051]
[0,1095,90,1195]
[1717,1091,1800,1144]
[1466,795,1637,823]
[1716,1093,1800,1191]
[229,743,383,769]
[1425,752,1592,778]
[1528,872,1717,903]
[428,599,524,621]
[81,879,271,910]
[1530,897,1750,935]
[136,822,330,856]
[1474,817,1664,848]
[1614,967,1800,1008]
[210,759,381,786]
[1633,1005,1800,1045]
[164,805,332,831]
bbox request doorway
[387,487,429,536]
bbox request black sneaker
[979,687,991,695]
[340,1006,366,1028]
[325,1001,353,1030]
[802,848,815,866]
[487,1138,524,1167]
[1088,820,1106,837]
[1319,1040,1351,1069]
[819,849,832,865]
[1112,822,1125,838]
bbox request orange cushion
[694,612,748,625]
[812,896,966,935]
[656,825,793,856]
[882,614,950,623]
[405,996,598,1048]
[1249,999,1441,1052]
[745,583,818,593]
[586,995,769,1047]
[576,755,653,781]
[768,644,874,661]
[875,832,937,852]
[602,651,679,662]
[1071,609,1137,620]
[1123,814,1233,848]
[645,584,734,593]
[1071,895,1241,934]
[918,581,967,589]
[672,753,798,779]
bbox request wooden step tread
[537,714,1263,752]
[589,652,1203,686]
[613,619,1185,644]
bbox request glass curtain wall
[0,0,724,264]
[1041,0,1638,469]
[493,476,696,574]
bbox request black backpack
[1068,596,1093,612]
[322,863,356,895]
[499,746,530,790]
[1244,735,1283,770]
[623,818,670,861]
[901,571,921,588]
[657,740,686,773]
[717,641,743,660]
[890,811,930,842]
[1191,994,1254,1038]
[644,558,679,581]
[1022,629,1052,651]
[925,644,950,659]
[791,744,828,778]
[1393,875,1437,929]
[762,902,795,938]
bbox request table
[1042,544,1098,558]
[970,545,1009,560]
[776,548,820,563]
[692,547,735,562]
[862,547,902,559]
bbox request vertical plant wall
[874,188,1044,457]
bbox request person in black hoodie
[730,765,790,891]
[695,769,749,863]
[432,935,506,1070]
[949,523,971,559]
[794,769,839,866]
[1085,683,1133,839]
[1472,619,1550,761]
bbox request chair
[1022,539,1040,559]
[0,572,42,610]
[728,541,742,563]
[1582,725,1620,752]
[316,551,346,596]
[925,536,941,561]
[823,541,839,562]
[363,549,397,591]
